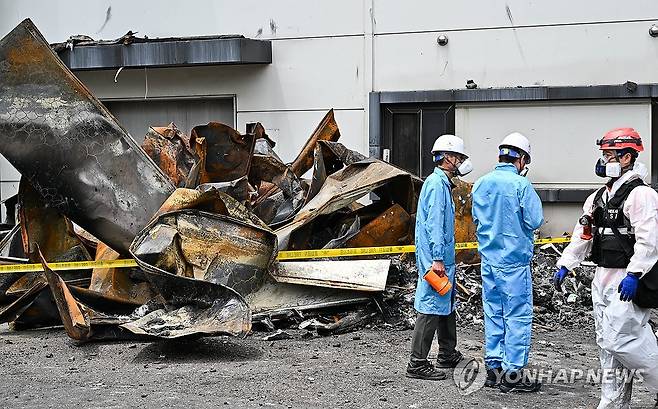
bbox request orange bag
[423,270,452,296]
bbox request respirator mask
[594,155,622,178]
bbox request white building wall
[455,100,652,236]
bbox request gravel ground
[0,323,656,409]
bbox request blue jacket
[414,168,456,315]
[472,163,544,267]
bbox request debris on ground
[0,19,425,344]
[383,244,596,332]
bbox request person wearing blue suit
[406,134,473,381]
[471,132,544,393]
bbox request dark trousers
[409,311,457,364]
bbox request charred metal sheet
[197,176,257,204]
[345,204,411,248]
[41,253,90,340]
[39,252,136,342]
[120,270,251,339]
[305,141,368,205]
[246,278,370,316]
[276,159,416,250]
[272,259,391,292]
[130,210,276,297]
[0,281,48,325]
[6,241,92,303]
[142,123,199,188]
[18,178,85,262]
[250,139,305,226]
[290,109,341,177]
[191,122,255,184]
[323,216,360,249]
[0,19,175,253]
[154,188,269,230]
[319,141,367,168]
[89,243,155,306]
[19,246,249,341]
[246,122,276,148]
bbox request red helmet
[597,128,644,152]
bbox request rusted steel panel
[142,123,199,188]
[88,243,155,306]
[191,122,255,184]
[290,109,341,177]
[18,178,84,262]
[305,141,368,205]
[39,249,251,341]
[130,210,277,297]
[250,139,305,226]
[40,253,90,341]
[154,188,269,230]
[246,278,369,315]
[272,259,391,291]
[0,19,175,253]
[276,159,417,250]
[120,270,251,339]
[345,204,411,248]
[197,176,257,205]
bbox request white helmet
[431,134,468,158]
[499,132,531,163]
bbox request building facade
[2,1,658,235]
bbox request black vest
[588,178,643,268]
[588,177,658,308]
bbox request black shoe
[406,361,448,381]
[436,350,464,368]
[485,367,503,388]
[498,370,542,393]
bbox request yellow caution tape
[0,259,138,274]
[277,245,417,260]
[277,236,572,260]
[0,237,573,273]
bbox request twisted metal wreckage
[0,19,475,343]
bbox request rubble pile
[0,19,429,343]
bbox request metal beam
[57,37,272,71]
[375,83,658,105]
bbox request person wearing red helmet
[554,128,658,408]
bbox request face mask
[595,157,622,178]
[519,166,529,177]
[456,158,473,176]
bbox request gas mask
[595,156,622,178]
[456,158,473,176]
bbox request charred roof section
[53,32,272,71]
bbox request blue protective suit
[414,168,456,316]
[472,163,544,371]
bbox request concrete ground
[0,324,655,409]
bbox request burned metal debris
[0,18,487,346]
[0,19,175,253]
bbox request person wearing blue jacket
[471,132,544,393]
[406,134,473,381]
